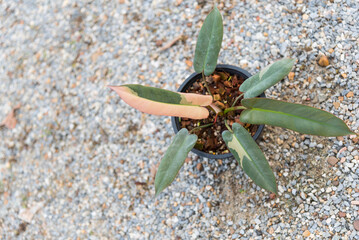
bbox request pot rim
[171,64,265,159]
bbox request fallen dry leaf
[91,50,103,63]
[1,104,21,129]
[159,35,185,51]
[212,74,221,82]
[18,201,45,223]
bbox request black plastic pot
[171,64,265,159]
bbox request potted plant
[171,64,266,160]
[109,7,355,196]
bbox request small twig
[231,93,244,107]
[159,35,185,51]
[283,7,303,14]
[189,123,213,134]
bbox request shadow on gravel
[216,125,332,224]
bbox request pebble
[338,212,346,218]
[303,230,311,238]
[318,56,330,67]
[332,180,339,186]
[300,192,307,199]
[196,163,204,172]
[354,220,359,231]
[288,72,295,81]
[327,156,339,166]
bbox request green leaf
[240,98,355,136]
[193,6,223,76]
[240,58,295,98]
[155,129,198,197]
[108,84,212,119]
[222,123,277,194]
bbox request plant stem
[224,120,233,133]
[213,113,220,124]
[202,71,214,99]
[231,93,244,107]
[189,123,214,134]
[223,106,247,115]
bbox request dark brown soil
[180,71,259,155]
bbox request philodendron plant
[109,7,356,196]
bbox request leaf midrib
[135,94,205,107]
[232,131,274,191]
[161,135,190,183]
[202,12,218,72]
[250,107,334,128]
[232,132,263,180]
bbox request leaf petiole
[224,120,233,133]
[189,123,214,134]
[202,71,214,99]
[231,93,244,107]
[224,106,247,115]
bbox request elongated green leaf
[193,6,223,76]
[109,84,212,119]
[240,98,355,136]
[222,123,277,193]
[240,58,295,98]
[155,129,198,196]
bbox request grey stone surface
[0,0,358,239]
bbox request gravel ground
[1,0,358,239]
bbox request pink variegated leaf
[109,84,212,119]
